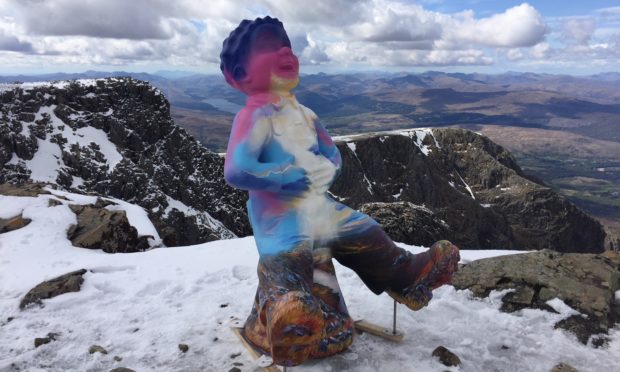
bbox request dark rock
[452,250,620,343]
[228,368,241,372]
[20,269,87,309]
[360,201,452,246]
[34,337,51,348]
[178,343,189,353]
[67,204,151,253]
[109,368,135,372]
[34,332,60,348]
[0,214,31,233]
[48,198,62,207]
[89,345,108,354]
[550,363,579,372]
[0,182,50,196]
[432,346,461,367]
[113,356,123,362]
[229,352,241,359]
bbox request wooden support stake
[231,320,282,372]
[354,319,404,342]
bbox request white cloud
[530,42,550,59]
[0,0,618,73]
[562,18,596,45]
[10,0,174,40]
[349,2,441,43]
[439,3,547,48]
[260,0,371,26]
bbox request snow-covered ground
[1,191,619,372]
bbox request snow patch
[546,298,582,318]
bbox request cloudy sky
[0,0,619,76]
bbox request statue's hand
[280,166,310,194]
[308,157,337,191]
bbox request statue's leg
[244,241,325,366]
[328,206,460,311]
[310,247,354,358]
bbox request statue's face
[241,25,299,94]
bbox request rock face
[331,129,605,252]
[451,250,620,344]
[20,269,88,309]
[1,79,249,246]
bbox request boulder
[67,201,151,253]
[20,269,87,309]
[452,250,620,344]
[0,214,31,233]
[432,346,461,367]
[0,182,50,196]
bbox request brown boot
[265,291,325,366]
[387,240,460,311]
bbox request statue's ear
[232,65,246,81]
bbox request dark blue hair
[220,16,290,82]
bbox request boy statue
[220,16,460,367]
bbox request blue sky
[0,0,618,76]
[419,0,618,17]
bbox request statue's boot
[386,240,460,311]
[243,245,325,366]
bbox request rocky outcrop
[0,214,31,233]
[331,129,605,252]
[360,202,451,246]
[20,269,87,309]
[1,79,249,246]
[0,182,49,196]
[451,250,620,345]
[67,200,151,253]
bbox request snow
[0,79,99,92]
[346,142,357,153]
[456,170,476,200]
[1,193,619,372]
[546,298,582,318]
[163,195,236,239]
[25,136,63,183]
[21,105,124,179]
[336,128,440,157]
[70,176,84,189]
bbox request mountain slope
[0,78,249,246]
[331,128,605,252]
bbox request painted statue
[220,16,460,367]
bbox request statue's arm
[224,107,294,191]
